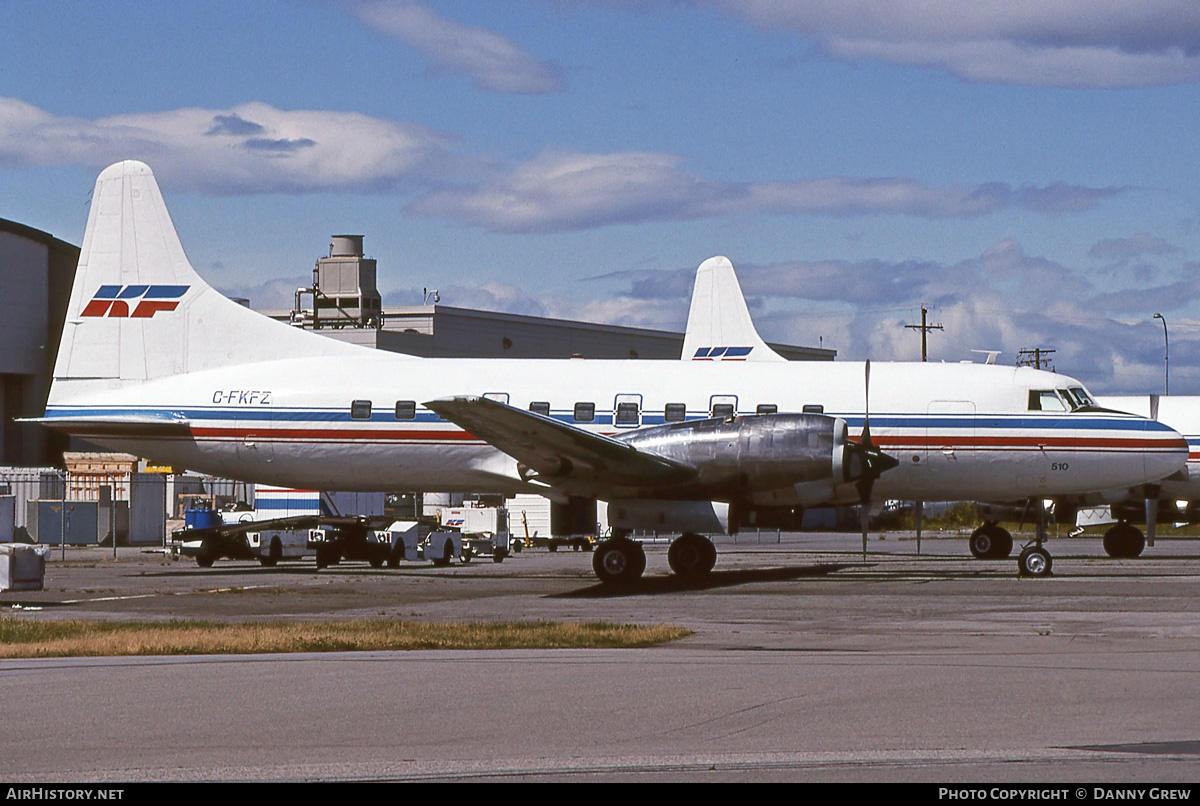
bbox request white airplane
[31,160,1190,582]
[1074,394,1200,557]
[679,255,1196,565]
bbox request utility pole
[1016,347,1056,370]
[902,306,941,557]
[904,306,943,361]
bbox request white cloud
[411,150,1126,232]
[351,0,565,94]
[1089,233,1182,261]
[0,99,1128,226]
[227,233,1200,392]
[0,98,459,193]
[714,0,1200,87]
[411,151,722,231]
[581,241,1200,392]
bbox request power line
[1016,347,1056,370]
[903,305,943,362]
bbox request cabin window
[351,400,372,420]
[394,400,416,420]
[756,404,778,415]
[664,403,687,422]
[529,401,551,416]
[802,404,824,414]
[710,395,738,419]
[615,401,640,424]
[574,402,595,422]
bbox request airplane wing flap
[424,396,694,486]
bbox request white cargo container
[0,544,50,591]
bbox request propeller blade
[862,360,873,449]
[861,498,869,559]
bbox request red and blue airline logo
[81,285,189,318]
[693,346,753,360]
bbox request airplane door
[924,401,975,489]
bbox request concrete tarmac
[3,532,1199,782]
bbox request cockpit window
[1029,390,1068,412]
[1067,386,1096,409]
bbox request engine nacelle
[617,412,858,505]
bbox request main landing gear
[968,521,1014,559]
[592,533,646,585]
[1102,522,1146,559]
[592,531,717,585]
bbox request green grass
[0,618,692,658]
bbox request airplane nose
[1143,421,1190,483]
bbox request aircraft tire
[968,527,994,559]
[970,525,1013,559]
[593,538,644,585]
[1103,524,1145,559]
[990,528,1013,558]
[668,533,716,577]
[1017,546,1053,577]
[630,540,647,578]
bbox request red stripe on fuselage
[178,426,1185,452]
[858,435,1186,450]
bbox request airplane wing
[424,396,695,490]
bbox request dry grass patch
[0,618,691,658]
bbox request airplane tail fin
[681,256,785,362]
[49,160,360,403]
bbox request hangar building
[0,218,77,467]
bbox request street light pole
[1153,313,1168,396]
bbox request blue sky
[3,1,1200,392]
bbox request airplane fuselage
[47,355,1185,505]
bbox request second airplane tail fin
[50,160,362,401]
[681,256,785,362]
